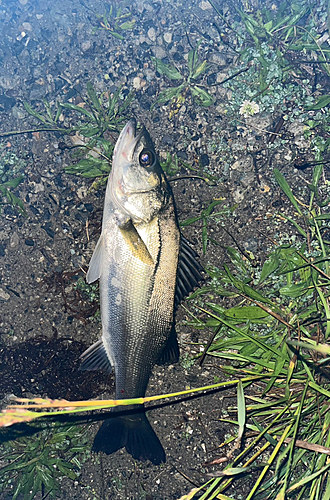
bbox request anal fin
[79,339,112,373]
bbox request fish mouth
[113,118,145,167]
[113,119,157,194]
[123,119,147,161]
[110,119,159,221]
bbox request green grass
[181,161,330,499]
[151,40,214,118]
[0,422,91,500]
[23,83,134,181]
[0,145,26,214]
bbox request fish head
[109,119,169,223]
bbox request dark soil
[0,0,328,498]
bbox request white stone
[147,27,156,42]
[232,187,245,203]
[0,288,10,301]
[164,32,172,44]
[77,186,88,200]
[209,53,226,66]
[133,76,142,90]
[199,1,212,10]
[22,22,32,31]
[81,40,92,52]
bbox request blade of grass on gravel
[286,463,330,493]
[197,306,285,359]
[245,421,294,500]
[0,375,265,427]
[237,380,245,443]
[281,383,308,495]
[274,168,303,215]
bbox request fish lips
[112,118,147,165]
[111,120,161,201]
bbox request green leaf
[224,306,270,320]
[61,102,94,120]
[12,477,24,500]
[180,215,203,227]
[188,48,196,74]
[278,213,306,238]
[191,60,208,80]
[56,461,78,480]
[306,95,330,111]
[119,20,136,30]
[264,20,273,32]
[279,281,310,298]
[202,217,208,254]
[223,264,274,306]
[43,99,53,122]
[64,157,108,178]
[226,247,247,275]
[151,57,182,80]
[86,82,101,112]
[287,463,330,492]
[2,175,24,188]
[259,253,280,283]
[155,85,185,104]
[79,125,101,138]
[0,186,25,213]
[314,214,330,220]
[23,102,47,123]
[110,31,125,40]
[237,380,245,441]
[190,86,214,106]
[81,167,104,178]
[273,168,302,215]
[55,101,62,122]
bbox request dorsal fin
[175,236,204,309]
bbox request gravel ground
[0,0,329,498]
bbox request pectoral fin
[119,221,153,266]
[86,235,104,284]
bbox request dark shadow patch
[0,337,112,401]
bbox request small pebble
[164,32,172,44]
[81,40,92,52]
[133,76,142,90]
[22,22,32,31]
[147,27,156,42]
[199,1,212,9]
[0,288,10,301]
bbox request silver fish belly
[80,119,203,464]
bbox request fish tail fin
[92,411,166,465]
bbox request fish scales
[101,205,179,398]
[80,119,203,464]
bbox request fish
[80,118,203,464]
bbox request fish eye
[139,149,155,167]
